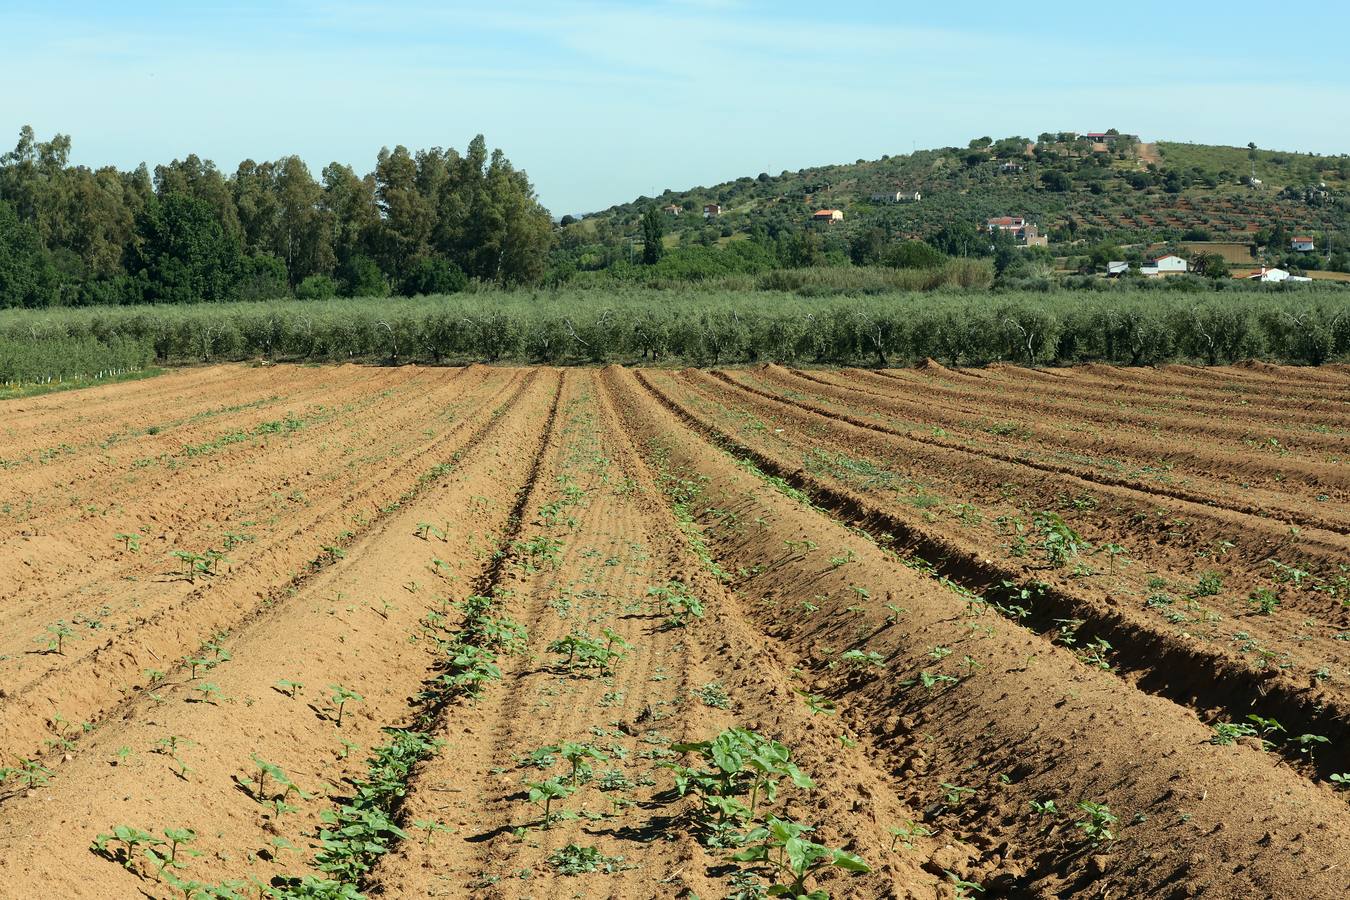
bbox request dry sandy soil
[0,362,1347,899]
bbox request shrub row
[1,288,1347,380]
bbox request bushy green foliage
[1,287,1347,380]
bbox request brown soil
[2,363,1348,899]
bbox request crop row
[3,289,1350,383]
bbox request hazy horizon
[4,0,1348,215]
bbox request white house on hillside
[1291,236,1316,252]
[1243,267,1312,283]
[1140,254,1187,277]
[1106,261,1129,276]
[870,190,921,203]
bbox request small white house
[1245,267,1291,282]
[1141,254,1188,276]
[703,203,721,218]
[1291,236,1315,252]
[1106,261,1129,276]
[1245,267,1312,283]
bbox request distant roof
[987,216,1022,225]
[813,209,842,215]
[1292,236,1314,242]
[1151,254,1183,262]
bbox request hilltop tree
[641,206,665,264]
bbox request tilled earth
[0,362,1347,899]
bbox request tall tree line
[0,127,554,307]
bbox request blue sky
[3,1,1347,214]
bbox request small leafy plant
[91,825,165,874]
[36,620,74,655]
[329,684,363,727]
[1074,801,1118,844]
[733,816,870,897]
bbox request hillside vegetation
[560,133,1350,282]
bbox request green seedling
[1245,714,1285,749]
[188,682,222,704]
[36,620,74,655]
[830,549,856,568]
[91,825,165,873]
[692,681,731,709]
[836,649,885,669]
[170,549,227,582]
[154,736,194,779]
[1100,543,1129,571]
[414,522,445,541]
[249,754,310,803]
[646,581,705,626]
[1030,799,1059,816]
[0,759,53,787]
[222,531,254,550]
[275,679,304,698]
[733,816,870,896]
[115,532,142,552]
[329,684,363,727]
[798,690,836,716]
[668,728,814,827]
[547,843,627,875]
[1248,588,1280,615]
[412,819,452,846]
[549,632,626,675]
[512,535,563,571]
[526,777,576,827]
[145,828,199,878]
[1294,733,1330,757]
[433,642,502,698]
[888,821,933,851]
[912,671,959,692]
[555,742,608,786]
[945,872,986,898]
[940,783,975,806]
[1033,511,1088,567]
[1075,801,1118,844]
[1190,571,1223,598]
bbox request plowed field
[1,362,1348,899]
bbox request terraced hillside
[1,363,1348,898]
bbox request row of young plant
[68,391,547,897]
[627,428,880,899]
[639,409,1138,895]
[9,385,521,791]
[255,522,539,897]
[2,288,1349,379]
[641,368,1350,777]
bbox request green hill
[569,133,1349,263]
